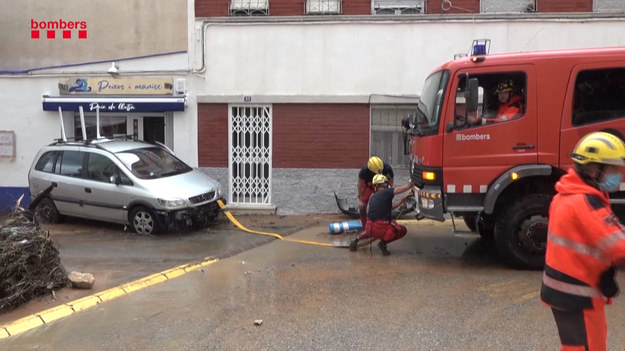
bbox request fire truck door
[443,68,537,195]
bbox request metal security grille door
[228,105,272,207]
[370,105,416,169]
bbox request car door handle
[512,144,535,150]
[85,188,92,193]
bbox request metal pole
[57,106,67,142]
[78,105,87,141]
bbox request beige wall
[0,0,187,71]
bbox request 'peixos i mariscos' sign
[59,78,174,95]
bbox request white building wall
[195,17,625,99]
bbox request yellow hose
[217,199,335,247]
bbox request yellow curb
[121,280,147,293]
[163,268,186,279]
[5,314,44,336]
[96,288,126,302]
[183,263,203,272]
[143,274,168,285]
[201,258,218,266]
[69,296,101,312]
[38,305,74,324]
[0,257,220,339]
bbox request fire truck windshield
[415,70,450,136]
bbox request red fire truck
[402,45,625,269]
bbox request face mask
[599,171,623,192]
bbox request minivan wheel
[37,198,61,223]
[130,206,163,235]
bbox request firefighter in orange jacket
[472,81,524,125]
[491,81,523,122]
[541,131,625,351]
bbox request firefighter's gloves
[599,266,620,298]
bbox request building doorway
[228,105,273,207]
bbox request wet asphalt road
[4,217,625,350]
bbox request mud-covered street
[3,214,625,350]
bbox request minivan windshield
[414,70,450,136]
[115,147,193,179]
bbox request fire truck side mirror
[465,78,479,112]
[401,113,415,131]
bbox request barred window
[372,0,423,15]
[230,0,269,16]
[306,0,341,14]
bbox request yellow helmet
[372,174,388,186]
[494,81,514,94]
[367,156,384,173]
[570,131,625,166]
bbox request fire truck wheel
[494,194,550,270]
[461,213,477,232]
[476,212,495,240]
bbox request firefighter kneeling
[350,174,413,256]
[541,131,625,351]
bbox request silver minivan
[28,138,224,234]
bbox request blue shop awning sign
[42,96,186,112]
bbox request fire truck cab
[402,46,625,269]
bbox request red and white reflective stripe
[446,185,488,193]
[542,273,603,298]
[418,191,441,199]
[548,233,610,264]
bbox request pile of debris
[0,191,69,313]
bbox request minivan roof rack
[51,134,138,146]
[55,105,139,146]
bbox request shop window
[74,115,127,141]
[480,0,535,13]
[573,68,625,126]
[372,0,423,15]
[306,0,341,14]
[371,105,416,169]
[230,0,269,16]
[593,0,625,13]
